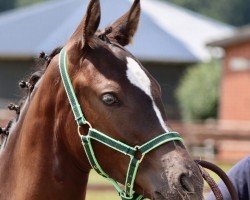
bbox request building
[199,26,250,162]
[0,0,233,119]
[209,26,250,128]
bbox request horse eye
[102,93,119,106]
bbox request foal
[0,0,203,199]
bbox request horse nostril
[179,174,195,193]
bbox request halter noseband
[59,48,183,200]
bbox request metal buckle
[77,121,93,136]
[134,146,145,163]
[85,121,92,129]
[120,191,133,200]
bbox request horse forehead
[126,57,152,96]
[126,57,169,132]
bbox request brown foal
[0,0,204,199]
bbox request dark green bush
[176,60,221,121]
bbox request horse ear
[106,0,141,46]
[71,0,101,48]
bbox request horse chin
[136,147,204,200]
[152,192,166,200]
[152,191,204,200]
[139,181,204,200]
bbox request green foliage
[0,0,16,12]
[1,0,249,27]
[176,61,221,121]
[16,0,48,7]
[0,0,47,12]
[166,0,250,27]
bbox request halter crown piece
[59,48,184,200]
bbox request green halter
[59,48,183,200]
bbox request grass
[86,190,119,200]
[205,163,233,183]
[86,171,119,200]
[86,163,234,200]
[202,163,233,198]
[87,171,111,185]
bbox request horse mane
[0,34,116,142]
[0,47,63,142]
[18,46,63,114]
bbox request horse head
[56,0,204,199]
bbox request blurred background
[0,0,249,199]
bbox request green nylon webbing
[81,131,143,200]
[81,134,124,194]
[139,132,183,154]
[59,48,184,200]
[59,48,86,126]
[88,128,136,156]
[81,129,183,199]
[125,158,140,196]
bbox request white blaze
[126,57,169,132]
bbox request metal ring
[134,145,145,163]
[77,126,83,137]
[85,121,93,129]
[134,145,140,150]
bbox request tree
[16,0,48,7]
[166,0,250,27]
[0,0,16,12]
[0,0,49,12]
[176,61,221,121]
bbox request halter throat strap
[58,48,184,200]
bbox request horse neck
[0,58,90,200]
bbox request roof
[0,0,234,63]
[208,25,250,48]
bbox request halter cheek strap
[59,48,183,200]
